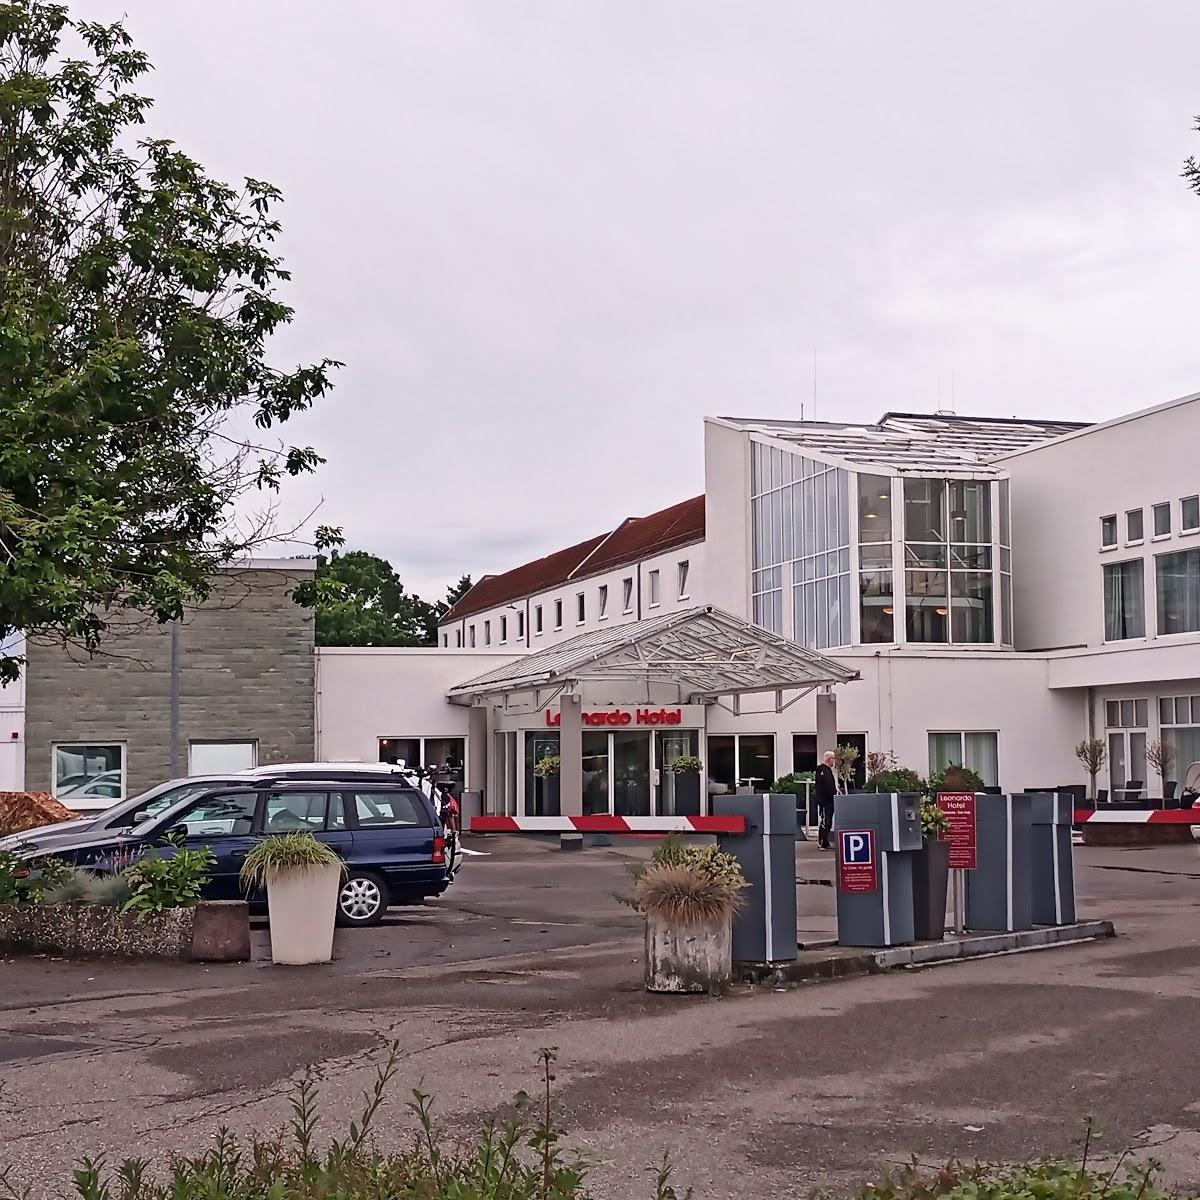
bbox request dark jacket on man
[814,763,837,803]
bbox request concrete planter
[671,770,702,816]
[0,900,249,961]
[644,914,732,993]
[265,863,341,965]
[540,775,561,817]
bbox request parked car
[17,779,453,926]
[0,762,441,855]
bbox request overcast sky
[76,2,1200,600]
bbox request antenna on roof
[811,347,817,422]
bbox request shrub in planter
[770,771,817,822]
[241,832,345,965]
[630,842,747,994]
[861,767,926,794]
[124,843,214,916]
[667,754,702,815]
[534,753,561,816]
[912,798,951,941]
[928,763,985,794]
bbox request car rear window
[265,792,330,832]
[350,790,430,828]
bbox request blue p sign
[841,830,872,865]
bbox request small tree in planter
[667,755,703,816]
[1146,739,1174,804]
[864,750,895,780]
[630,841,747,993]
[1073,738,1107,801]
[534,755,561,817]
[834,743,860,792]
[928,763,985,794]
[241,832,345,965]
[912,798,951,941]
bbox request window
[928,732,998,788]
[622,577,634,612]
[1183,496,1200,533]
[576,593,585,623]
[750,444,851,647]
[535,605,543,634]
[52,743,124,802]
[648,569,661,606]
[1101,515,1118,548]
[455,629,462,648]
[677,560,690,599]
[441,633,448,647]
[903,478,993,644]
[1103,560,1145,640]
[188,741,257,774]
[553,599,563,629]
[598,584,608,618]
[998,478,1012,646]
[499,615,508,643]
[1126,508,1144,543]
[378,737,466,792]
[483,620,491,646]
[171,791,258,837]
[1153,503,1171,538]
[1159,695,1200,789]
[1156,549,1200,634]
[468,624,476,648]
[517,610,525,638]
[351,789,430,828]
[705,733,776,798]
[1105,699,1148,794]
[265,791,330,833]
[858,474,893,643]
[1105,698,1148,729]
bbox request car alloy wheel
[338,874,384,925]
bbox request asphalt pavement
[2,835,1199,1199]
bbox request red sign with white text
[544,708,682,727]
[837,829,878,893]
[938,792,977,870]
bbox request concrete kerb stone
[736,919,1116,986]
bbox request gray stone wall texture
[24,566,315,798]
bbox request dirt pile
[0,791,77,836]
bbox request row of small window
[1105,696,1200,729]
[1101,497,1200,549]
[454,561,691,648]
[50,741,258,803]
[1103,549,1200,639]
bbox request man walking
[815,749,837,850]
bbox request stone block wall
[24,565,315,798]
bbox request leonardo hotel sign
[544,708,683,727]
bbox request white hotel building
[316,395,1200,816]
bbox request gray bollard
[1026,792,1076,924]
[965,793,1034,932]
[460,790,483,827]
[715,794,797,965]
[833,792,922,947]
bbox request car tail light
[432,835,445,865]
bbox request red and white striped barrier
[470,814,747,834]
[1073,808,1200,824]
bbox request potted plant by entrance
[240,832,344,965]
[534,754,561,816]
[911,797,951,941]
[630,840,747,993]
[668,755,703,816]
[1073,738,1106,805]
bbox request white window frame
[468,624,476,648]
[51,742,127,803]
[1126,508,1144,545]
[554,599,563,630]
[926,730,999,788]
[1182,495,1200,535]
[1152,502,1171,540]
[517,610,525,639]
[576,592,585,625]
[598,584,609,620]
[1100,514,1118,550]
[622,577,634,613]
[677,559,690,600]
[499,615,508,644]
[483,619,491,646]
[648,569,661,607]
[188,739,258,774]
[534,605,544,635]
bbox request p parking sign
[838,828,877,893]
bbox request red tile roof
[443,495,705,623]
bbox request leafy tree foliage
[445,573,473,608]
[0,3,338,681]
[298,550,459,647]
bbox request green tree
[445,574,473,608]
[299,550,444,647]
[0,3,338,682]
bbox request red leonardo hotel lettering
[544,708,682,727]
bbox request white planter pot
[265,864,341,965]
[644,914,732,993]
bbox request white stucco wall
[703,418,752,619]
[1003,393,1200,652]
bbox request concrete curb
[737,919,1115,986]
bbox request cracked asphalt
[2,835,1199,1199]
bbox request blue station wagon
[24,781,454,926]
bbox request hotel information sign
[938,792,977,870]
